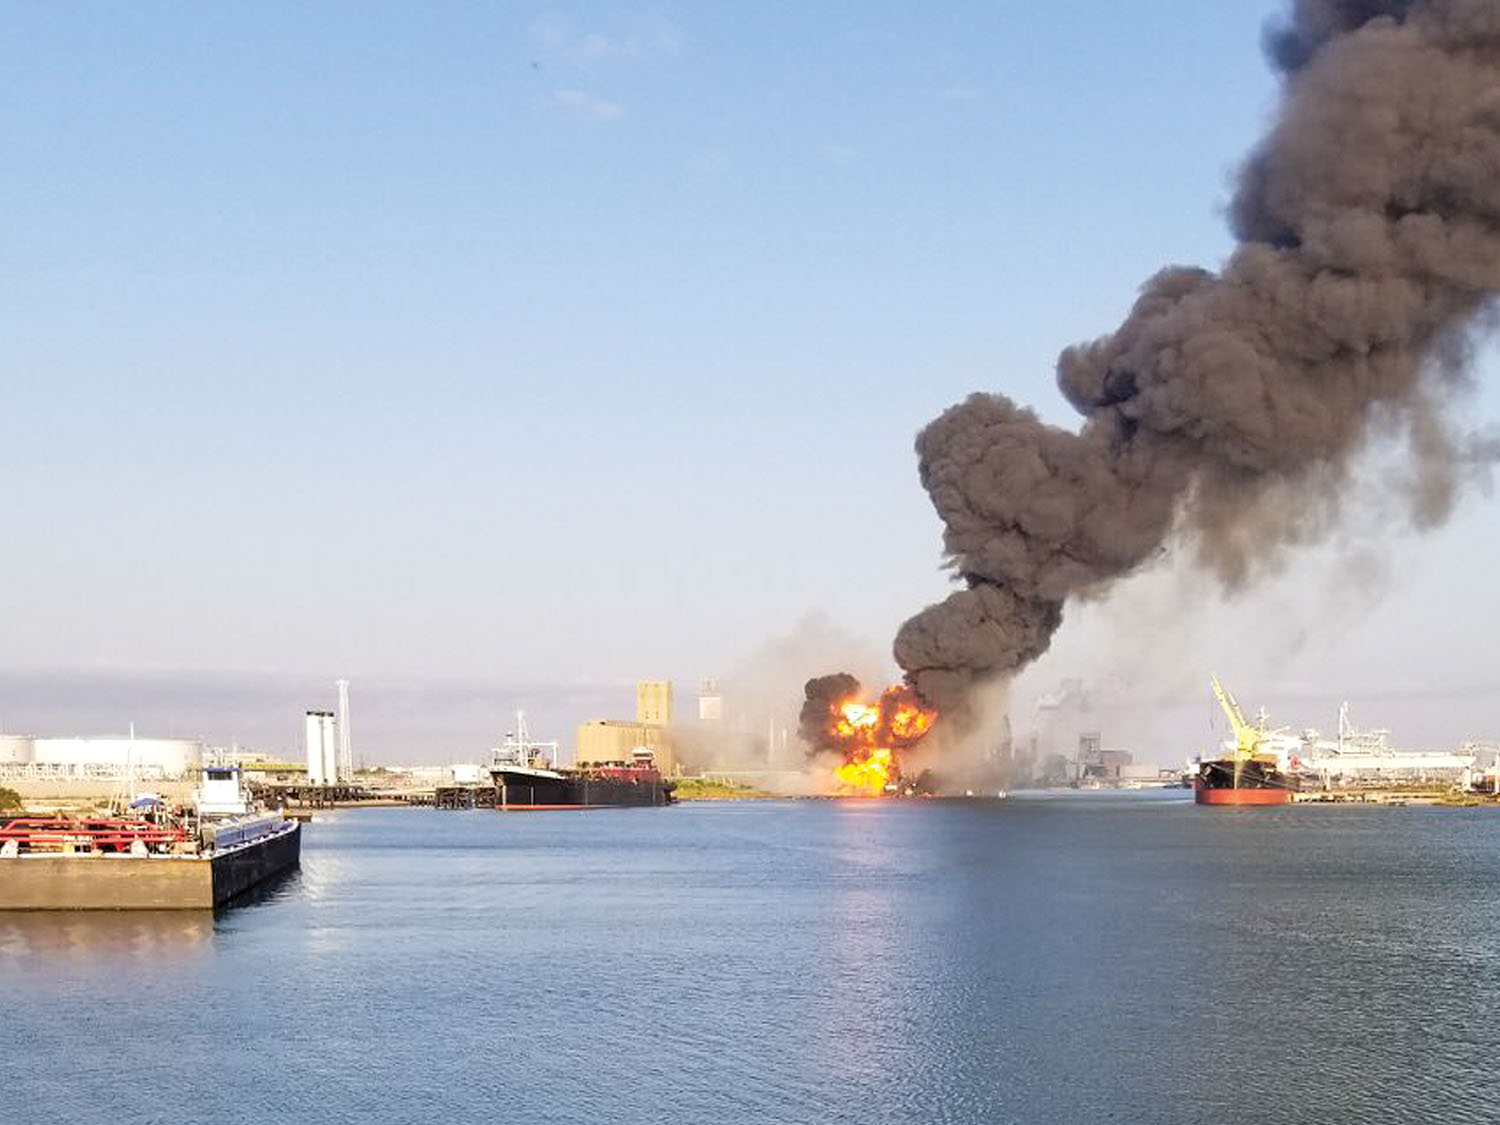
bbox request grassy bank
[673,778,777,800]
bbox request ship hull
[209,820,302,905]
[492,768,673,809]
[1194,782,1292,806]
[1194,758,1294,806]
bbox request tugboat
[1194,676,1295,806]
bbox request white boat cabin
[197,765,253,816]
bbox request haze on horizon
[4,2,1497,761]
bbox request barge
[0,766,300,910]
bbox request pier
[1291,786,1500,806]
[248,782,435,809]
[431,785,496,810]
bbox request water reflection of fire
[827,686,937,797]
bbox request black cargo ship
[490,750,674,809]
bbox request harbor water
[4,795,1500,1124]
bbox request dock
[249,782,436,809]
[1291,786,1500,806]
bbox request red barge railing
[0,817,189,854]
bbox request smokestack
[896,1,1500,716]
[336,678,352,782]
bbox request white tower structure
[697,678,723,725]
[304,712,322,786]
[305,711,337,787]
[336,679,353,780]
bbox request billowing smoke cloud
[896,0,1500,714]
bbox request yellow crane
[1210,674,1260,761]
[1209,674,1280,790]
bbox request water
[4,794,1500,1124]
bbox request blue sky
[4,3,1496,757]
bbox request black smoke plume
[895,0,1500,715]
[799,673,862,753]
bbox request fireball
[824,685,937,797]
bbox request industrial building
[577,680,679,774]
[636,680,673,726]
[1078,733,1135,781]
[577,719,674,771]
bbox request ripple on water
[4,800,1500,1124]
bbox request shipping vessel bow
[1194,758,1294,805]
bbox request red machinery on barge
[0,815,189,855]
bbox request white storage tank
[30,737,203,777]
[0,735,34,764]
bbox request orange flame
[835,746,895,796]
[827,687,937,797]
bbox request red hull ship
[1193,759,1294,805]
[1195,783,1292,805]
[1195,676,1296,806]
